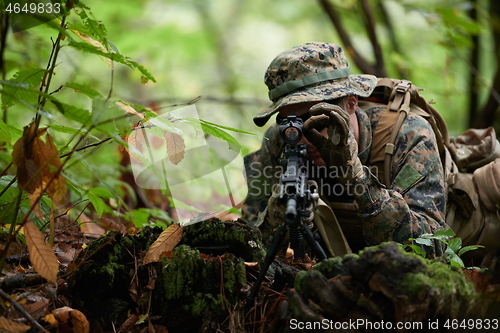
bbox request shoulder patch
[394,164,423,193]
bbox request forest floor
[1,218,500,333]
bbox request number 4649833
[5,2,61,14]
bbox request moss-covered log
[67,218,265,332]
[288,242,489,332]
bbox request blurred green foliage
[0,0,497,237]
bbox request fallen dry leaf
[42,313,58,326]
[52,307,90,333]
[143,224,183,264]
[0,316,31,333]
[24,219,59,284]
[95,218,127,234]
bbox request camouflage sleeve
[353,113,446,257]
[241,124,282,227]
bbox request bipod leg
[246,223,287,305]
[301,221,327,261]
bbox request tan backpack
[359,78,500,260]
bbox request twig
[60,137,113,158]
[317,0,375,75]
[360,0,386,77]
[0,288,50,332]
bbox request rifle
[247,113,328,304]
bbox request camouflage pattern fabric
[253,42,377,127]
[242,104,446,257]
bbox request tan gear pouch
[446,173,484,246]
[451,127,500,171]
[473,158,500,212]
[447,166,500,261]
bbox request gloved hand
[267,181,316,229]
[303,102,364,183]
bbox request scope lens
[284,127,300,142]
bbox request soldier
[242,42,446,257]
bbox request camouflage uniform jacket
[242,104,446,257]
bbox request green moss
[70,222,257,331]
[298,242,479,321]
[402,260,478,317]
[182,218,265,262]
[293,270,309,295]
[157,242,247,322]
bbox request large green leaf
[67,41,156,82]
[51,100,91,124]
[76,6,108,43]
[1,68,45,109]
[0,120,11,145]
[87,192,106,218]
[65,82,103,99]
[199,119,257,135]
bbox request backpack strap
[369,80,412,187]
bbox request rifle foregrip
[285,197,297,221]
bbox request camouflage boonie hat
[254,42,377,127]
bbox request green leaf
[87,192,106,218]
[0,120,11,145]
[0,175,17,188]
[449,254,465,268]
[183,117,241,151]
[48,124,87,136]
[199,119,257,136]
[126,209,150,228]
[407,244,426,257]
[67,41,156,82]
[89,187,113,199]
[432,229,456,239]
[51,100,91,124]
[414,237,433,247]
[458,245,484,257]
[448,237,462,253]
[125,59,156,83]
[66,22,93,38]
[65,82,103,99]
[1,68,45,109]
[76,7,107,43]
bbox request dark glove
[303,102,364,183]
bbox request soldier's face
[277,101,329,166]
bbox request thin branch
[479,0,500,128]
[377,0,407,78]
[0,288,50,332]
[317,0,375,75]
[360,0,386,77]
[468,0,480,128]
[60,137,113,158]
